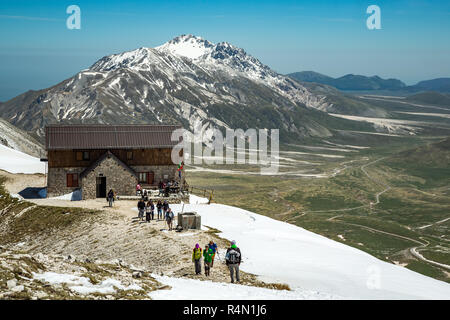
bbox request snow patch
[0,145,46,174]
[149,275,341,300]
[168,202,450,299]
[49,189,82,201]
[32,272,142,295]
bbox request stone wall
[131,165,180,184]
[47,167,84,197]
[81,156,138,200]
[47,161,182,199]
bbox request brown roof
[45,124,183,150]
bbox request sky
[0,0,449,101]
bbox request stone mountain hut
[45,124,183,199]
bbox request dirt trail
[1,172,281,289]
[14,200,238,284]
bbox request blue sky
[0,0,449,101]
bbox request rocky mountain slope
[0,35,380,144]
[0,118,44,158]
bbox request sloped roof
[45,124,182,150]
[79,151,137,179]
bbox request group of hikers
[192,240,242,283]
[136,181,180,198]
[137,198,175,230]
[112,185,243,284]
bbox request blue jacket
[208,243,217,254]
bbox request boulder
[7,279,17,289]
[11,285,24,293]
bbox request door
[147,172,154,185]
[96,177,106,198]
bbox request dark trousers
[194,259,201,274]
[204,261,211,276]
[146,212,151,222]
[228,264,240,283]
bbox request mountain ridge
[288,71,450,93]
[0,35,360,144]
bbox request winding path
[283,157,450,272]
[283,157,389,222]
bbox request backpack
[227,248,240,264]
[169,211,174,219]
[193,248,202,260]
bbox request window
[138,172,147,183]
[76,151,89,161]
[67,173,79,187]
[127,151,133,160]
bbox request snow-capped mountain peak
[0,34,332,141]
[155,34,214,59]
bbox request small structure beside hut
[178,211,201,230]
[44,124,185,200]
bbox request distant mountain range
[288,71,450,93]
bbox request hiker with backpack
[208,241,218,267]
[203,246,214,276]
[225,240,242,283]
[165,208,175,231]
[137,198,145,221]
[156,200,163,220]
[192,243,202,275]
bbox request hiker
[107,189,115,207]
[162,200,169,217]
[165,208,175,231]
[225,240,242,283]
[137,198,145,221]
[156,200,163,220]
[143,190,148,202]
[203,246,214,276]
[147,200,155,220]
[192,243,202,275]
[136,183,142,196]
[145,200,151,223]
[164,184,170,197]
[208,241,218,268]
[158,181,165,196]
